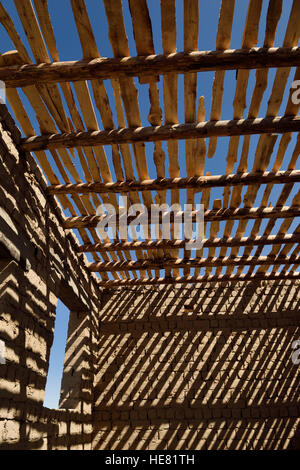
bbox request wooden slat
[0,56,78,217]
[195,171,211,277]
[32,0,102,182]
[128,0,167,274]
[161,0,179,275]
[32,0,59,62]
[103,0,169,279]
[245,185,300,277]
[0,54,34,137]
[204,0,284,277]
[233,0,300,250]
[235,128,300,275]
[28,0,99,172]
[70,0,137,280]
[102,0,158,278]
[266,0,300,118]
[223,68,300,275]
[13,0,70,133]
[224,133,278,275]
[208,0,235,159]
[0,3,108,274]
[0,55,80,186]
[184,0,199,210]
[129,0,154,55]
[222,0,263,209]
[0,2,31,63]
[256,191,300,275]
[1,51,82,190]
[67,194,112,281]
[227,0,300,272]
[109,79,147,278]
[247,0,282,119]
[183,0,200,273]
[77,194,124,281]
[228,42,300,276]
[193,98,207,276]
[279,235,300,274]
[270,224,300,274]
[69,0,111,185]
[206,199,222,275]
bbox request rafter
[97,271,300,287]
[88,254,299,273]
[47,170,300,195]
[1,46,300,88]
[77,233,300,253]
[63,205,300,229]
[21,115,300,151]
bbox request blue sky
[44,301,69,409]
[0,0,298,408]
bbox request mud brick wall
[0,105,101,450]
[93,282,300,450]
[1,103,300,451]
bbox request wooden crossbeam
[63,205,300,229]
[2,46,300,88]
[88,254,299,273]
[48,170,300,195]
[21,115,300,151]
[78,233,300,253]
[97,271,300,287]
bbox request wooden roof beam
[47,170,300,195]
[77,233,300,253]
[88,254,299,273]
[2,46,300,88]
[97,271,300,287]
[63,205,300,229]
[21,115,300,151]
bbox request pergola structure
[0,0,299,288]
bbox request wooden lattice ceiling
[0,0,299,287]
